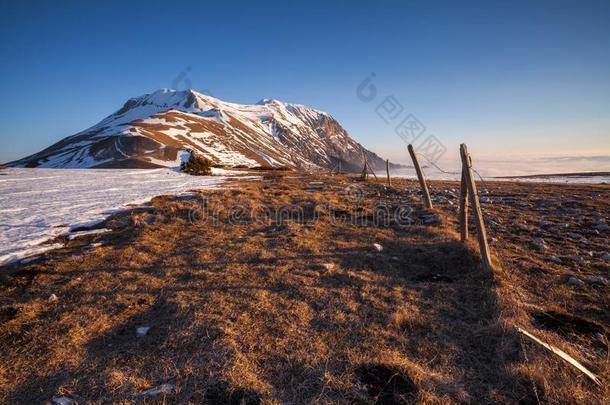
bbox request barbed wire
[471,168,490,193]
[415,152,489,193]
[416,152,460,175]
[519,333,542,405]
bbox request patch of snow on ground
[210,167,247,176]
[0,168,228,265]
[67,228,112,240]
[146,150,191,168]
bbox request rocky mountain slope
[7,89,391,171]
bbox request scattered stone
[421,214,440,225]
[133,383,174,397]
[415,273,454,282]
[51,397,75,405]
[136,326,150,337]
[585,251,594,257]
[594,222,609,232]
[567,277,585,287]
[601,253,610,261]
[589,276,607,286]
[321,263,335,271]
[549,256,562,264]
[533,199,546,207]
[533,238,547,251]
[48,294,59,303]
[373,243,383,252]
[566,232,582,239]
[570,255,583,263]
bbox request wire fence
[415,152,490,193]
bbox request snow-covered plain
[0,168,230,265]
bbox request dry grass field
[0,172,607,404]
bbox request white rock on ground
[133,383,174,397]
[373,243,383,252]
[48,294,59,303]
[51,397,75,405]
[136,326,150,337]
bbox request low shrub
[181,152,212,176]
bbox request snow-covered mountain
[7,88,392,171]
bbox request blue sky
[1,0,609,165]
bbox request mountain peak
[256,98,283,106]
[7,89,388,171]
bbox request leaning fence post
[407,144,433,209]
[364,155,378,180]
[386,159,391,186]
[459,144,493,272]
[459,169,469,241]
[361,161,368,181]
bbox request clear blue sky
[1,0,609,164]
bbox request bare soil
[0,172,607,404]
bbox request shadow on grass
[3,211,533,404]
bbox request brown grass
[0,173,607,403]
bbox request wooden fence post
[361,161,368,181]
[407,144,433,209]
[459,143,493,272]
[364,155,378,180]
[459,169,469,241]
[386,159,391,186]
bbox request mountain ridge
[7,88,395,172]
